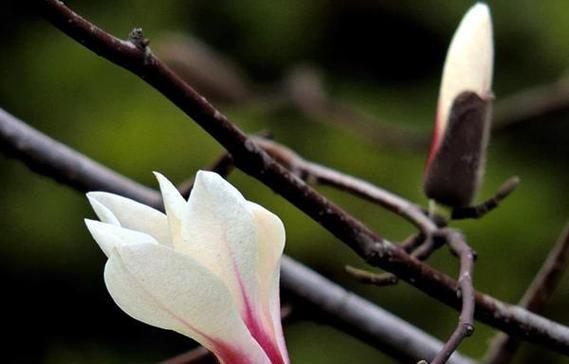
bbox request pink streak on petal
[233,269,287,364]
[269,288,290,363]
[426,109,443,170]
[115,251,256,363]
[221,229,288,364]
[157,311,251,364]
[186,325,266,364]
[210,340,264,364]
[243,304,286,364]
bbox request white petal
[437,3,493,142]
[181,171,285,357]
[156,171,289,362]
[87,192,171,246]
[85,219,158,257]
[105,243,271,364]
[247,202,285,273]
[87,195,120,226]
[247,202,289,363]
[153,172,187,247]
[179,171,259,313]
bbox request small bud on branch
[424,3,494,207]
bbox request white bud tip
[437,2,493,134]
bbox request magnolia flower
[424,3,494,207]
[85,171,289,364]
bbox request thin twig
[282,256,474,364]
[451,177,520,220]
[160,39,569,151]
[350,228,476,363]
[253,137,439,234]
[518,225,569,315]
[345,233,441,288]
[287,67,569,149]
[345,265,400,286]
[431,229,476,364]
[0,108,475,364]
[400,233,427,253]
[493,77,569,131]
[0,109,160,206]
[284,65,430,150]
[256,138,458,305]
[34,1,569,354]
[154,33,251,104]
[254,139,458,293]
[483,222,569,364]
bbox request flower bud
[424,3,494,207]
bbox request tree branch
[0,108,160,206]
[284,65,430,150]
[286,66,569,149]
[0,107,474,364]
[253,137,450,280]
[154,33,251,104]
[33,0,569,355]
[253,137,438,234]
[345,265,400,287]
[251,137,477,363]
[346,233,443,288]
[483,222,569,364]
[431,230,476,364]
[282,256,475,364]
[493,77,569,131]
[451,177,520,220]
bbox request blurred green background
[1,0,569,363]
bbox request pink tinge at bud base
[424,3,494,207]
[85,171,289,364]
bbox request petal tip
[463,3,492,42]
[448,2,494,89]
[86,191,114,207]
[192,170,230,196]
[84,218,98,234]
[194,170,219,185]
[436,2,493,137]
[86,193,103,211]
[86,192,100,204]
[152,171,167,182]
[471,2,491,17]
[84,219,113,256]
[153,172,180,196]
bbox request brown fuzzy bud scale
[424,92,491,207]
